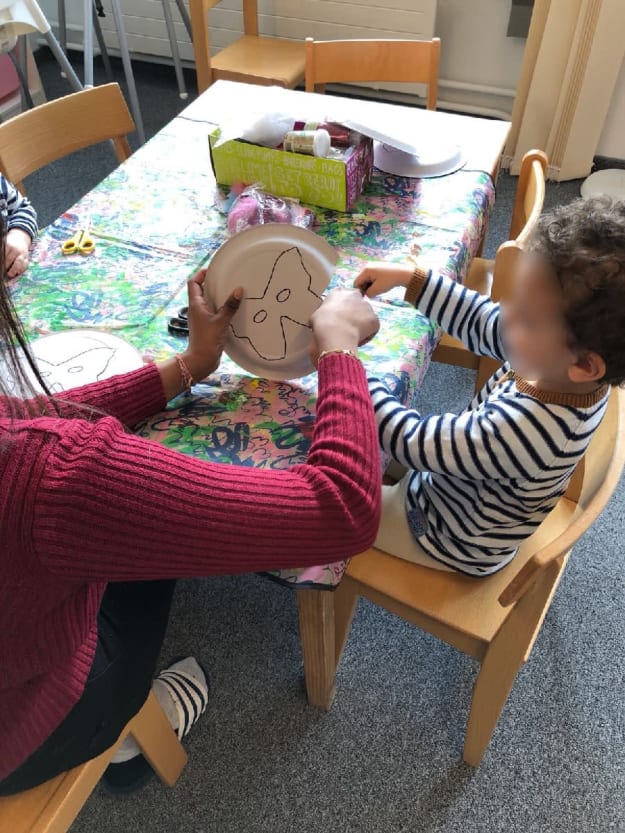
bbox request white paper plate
[24,330,144,394]
[341,117,420,155]
[204,224,338,380]
[373,141,466,178]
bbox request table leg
[296,580,359,711]
[296,588,336,711]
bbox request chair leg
[463,559,563,766]
[129,690,188,786]
[189,0,212,93]
[296,588,337,710]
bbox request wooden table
[12,80,510,709]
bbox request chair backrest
[192,0,259,32]
[499,385,625,607]
[0,83,134,194]
[241,0,258,35]
[489,148,548,304]
[508,148,548,243]
[305,37,440,110]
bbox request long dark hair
[0,214,56,416]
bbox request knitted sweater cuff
[404,265,432,307]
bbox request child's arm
[2,175,38,279]
[369,379,580,480]
[355,262,506,362]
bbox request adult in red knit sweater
[0,216,381,795]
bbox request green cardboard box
[208,127,374,212]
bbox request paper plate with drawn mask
[204,224,338,380]
[13,330,144,395]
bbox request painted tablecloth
[11,115,495,589]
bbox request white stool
[580,168,625,199]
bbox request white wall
[434,0,526,115]
[597,55,625,158]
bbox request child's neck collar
[513,373,609,407]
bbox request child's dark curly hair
[526,196,625,386]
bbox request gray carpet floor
[21,48,625,833]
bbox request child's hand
[354,262,414,297]
[5,229,33,278]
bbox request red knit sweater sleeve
[54,363,166,427]
[31,354,381,579]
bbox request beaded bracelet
[317,348,360,362]
[174,353,195,389]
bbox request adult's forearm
[35,355,382,580]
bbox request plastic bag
[213,108,294,149]
[226,184,315,235]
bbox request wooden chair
[304,385,624,766]
[432,148,548,391]
[189,0,306,94]
[305,37,441,110]
[0,691,188,833]
[0,83,134,195]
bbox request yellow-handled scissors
[61,228,95,256]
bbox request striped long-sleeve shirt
[0,174,38,240]
[370,269,609,576]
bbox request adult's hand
[310,288,379,365]
[181,269,243,381]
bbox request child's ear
[568,351,606,383]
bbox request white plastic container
[283,129,331,158]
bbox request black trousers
[0,580,176,796]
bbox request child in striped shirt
[354,196,625,576]
[1,173,38,279]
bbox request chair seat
[0,772,66,833]
[346,498,580,651]
[211,35,306,87]
[0,689,187,833]
[0,747,111,833]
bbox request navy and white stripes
[0,174,38,241]
[371,271,609,576]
